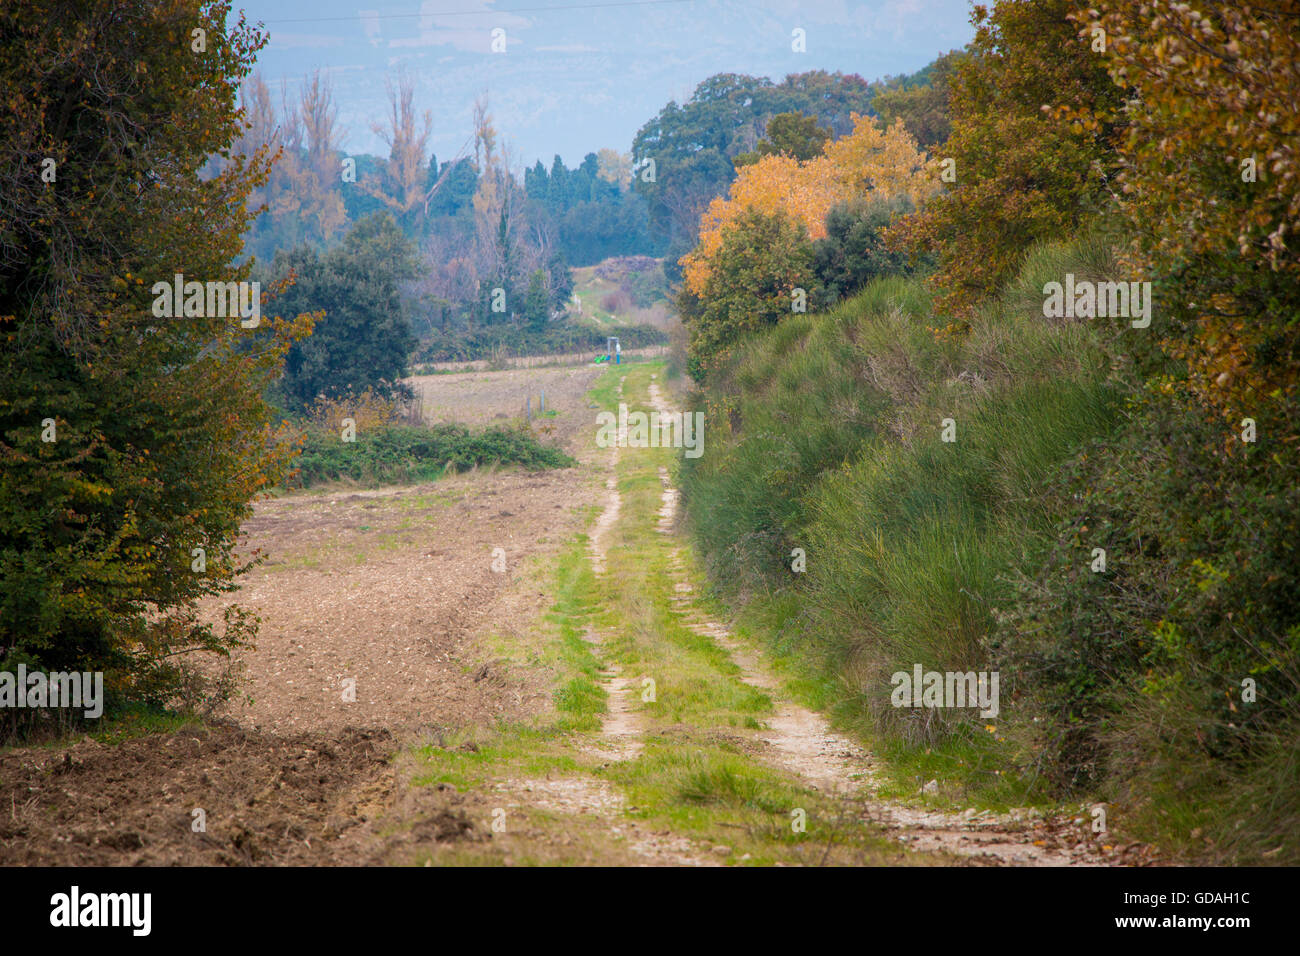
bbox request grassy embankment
[680,236,1127,807]
[681,231,1300,864]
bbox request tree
[274,213,417,408]
[294,70,346,244]
[872,51,961,149]
[596,148,632,187]
[524,270,549,331]
[425,156,477,220]
[733,112,831,167]
[1090,0,1300,421]
[888,0,1127,314]
[682,114,932,300]
[813,196,919,304]
[547,250,574,310]
[523,152,658,266]
[632,71,877,261]
[365,71,433,235]
[0,0,310,713]
[226,70,347,260]
[676,209,816,380]
[470,97,526,312]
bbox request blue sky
[236,0,975,170]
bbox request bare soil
[407,364,604,458]
[208,470,588,736]
[0,366,1156,868]
[0,724,409,865]
[0,365,607,866]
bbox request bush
[289,423,574,488]
[599,290,630,314]
[303,387,401,434]
[812,195,920,305]
[676,208,816,381]
[621,262,670,308]
[995,379,1300,857]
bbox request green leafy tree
[872,51,961,149]
[734,112,831,167]
[547,250,574,310]
[524,270,549,332]
[676,208,816,380]
[524,153,659,264]
[273,213,417,408]
[0,0,310,714]
[425,155,478,221]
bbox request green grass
[2,701,202,752]
[681,235,1124,810]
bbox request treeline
[523,152,662,265]
[630,68,935,277]
[236,64,934,279]
[229,75,577,342]
[233,65,921,403]
[678,0,1299,863]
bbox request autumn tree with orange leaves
[678,114,932,377]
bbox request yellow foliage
[682,114,935,296]
[305,387,399,432]
[822,115,936,204]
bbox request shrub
[415,321,667,363]
[812,195,920,305]
[676,208,816,381]
[289,423,573,488]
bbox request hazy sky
[236,0,976,170]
